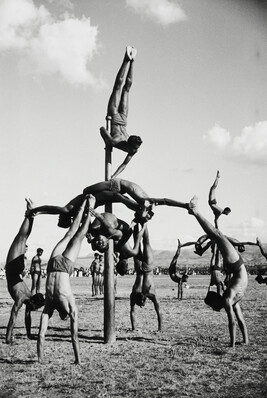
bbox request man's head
[92,235,109,253]
[58,214,72,229]
[27,293,45,311]
[116,259,128,276]
[223,207,231,215]
[238,244,245,253]
[133,292,147,307]
[94,253,99,259]
[37,248,43,256]
[204,291,224,312]
[128,135,143,149]
[134,210,154,224]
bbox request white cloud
[226,217,266,241]
[0,0,104,88]
[203,124,232,148]
[203,121,267,165]
[125,0,187,26]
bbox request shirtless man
[27,177,190,228]
[30,248,43,295]
[128,225,162,331]
[87,210,147,263]
[37,196,94,364]
[209,171,231,228]
[188,196,248,348]
[169,239,190,300]
[5,199,44,344]
[100,46,142,178]
[255,238,267,285]
[90,253,100,296]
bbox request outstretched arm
[111,152,136,179]
[151,295,162,331]
[130,295,136,330]
[120,223,146,258]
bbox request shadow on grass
[0,357,36,364]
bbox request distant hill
[1,245,266,273]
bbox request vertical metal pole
[104,117,116,344]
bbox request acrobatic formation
[5,48,265,365]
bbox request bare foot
[25,198,36,217]
[188,196,198,214]
[131,47,137,60]
[126,45,133,61]
[25,198,34,211]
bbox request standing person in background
[30,248,44,295]
[90,253,100,297]
[168,239,190,300]
[98,255,104,295]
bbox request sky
[1,0,267,262]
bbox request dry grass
[0,275,266,398]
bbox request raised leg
[107,48,131,116]
[118,59,134,116]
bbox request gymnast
[255,238,267,285]
[5,199,44,344]
[90,253,100,296]
[188,196,248,348]
[37,196,94,364]
[118,224,162,331]
[30,247,44,295]
[88,210,147,263]
[100,46,142,178]
[209,171,231,228]
[168,239,190,300]
[27,177,189,228]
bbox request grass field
[0,274,266,398]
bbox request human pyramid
[5,46,266,365]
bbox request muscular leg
[36,274,41,294]
[25,303,33,339]
[83,181,111,196]
[107,49,131,116]
[63,198,93,262]
[118,60,133,116]
[169,239,181,275]
[189,196,239,264]
[233,302,248,344]
[142,225,153,264]
[151,198,189,209]
[209,170,220,203]
[6,200,34,263]
[31,273,38,295]
[51,198,88,259]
